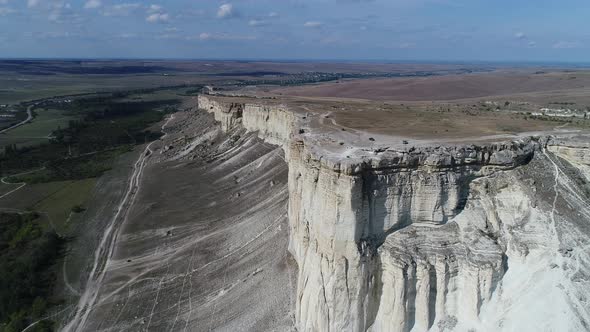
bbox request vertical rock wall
[198,95,565,332]
[286,140,524,331]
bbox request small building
[539,107,587,119]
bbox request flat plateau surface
[210,69,590,142]
[205,94,584,143]
[293,99,575,140]
[268,70,590,101]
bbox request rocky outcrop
[198,95,295,146]
[547,135,590,181]
[197,96,244,131]
[372,223,504,332]
[198,94,590,332]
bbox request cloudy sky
[0,0,588,62]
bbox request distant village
[0,104,18,118]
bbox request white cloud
[513,31,536,47]
[248,19,266,27]
[42,1,81,23]
[27,0,40,8]
[199,32,212,40]
[42,31,66,38]
[103,3,141,17]
[145,4,169,24]
[553,41,581,49]
[514,32,526,39]
[84,0,101,9]
[0,0,9,5]
[117,33,137,38]
[148,4,161,13]
[197,32,256,41]
[156,33,181,40]
[146,12,169,23]
[268,12,278,18]
[304,21,323,28]
[217,3,235,19]
[32,31,82,39]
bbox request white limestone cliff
[197,94,590,332]
[197,95,294,146]
[547,136,590,180]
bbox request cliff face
[547,137,590,181]
[286,141,531,332]
[198,95,294,146]
[198,95,590,332]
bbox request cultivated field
[0,108,78,148]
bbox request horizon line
[1,57,590,67]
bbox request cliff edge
[198,94,590,332]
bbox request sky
[0,0,588,62]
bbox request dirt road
[62,114,175,332]
[0,167,44,200]
[0,104,35,134]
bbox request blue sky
[0,0,588,62]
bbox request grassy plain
[0,178,96,233]
[0,84,181,328]
[0,108,79,148]
[268,70,590,102]
[0,74,204,104]
[32,178,96,233]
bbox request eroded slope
[78,110,296,331]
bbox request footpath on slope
[62,114,175,332]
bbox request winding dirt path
[62,114,175,332]
[544,149,560,232]
[0,167,45,200]
[0,104,35,134]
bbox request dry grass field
[208,93,586,140]
[296,100,572,139]
[234,68,590,139]
[269,70,590,102]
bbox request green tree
[1,311,26,332]
[30,298,47,319]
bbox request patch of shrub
[0,213,64,331]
